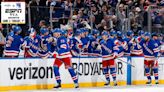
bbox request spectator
[97,19,107,33]
[89,15,96,29]
[74,0,85,10]
[36,20,47,33]
[39,0,48,20]
[51,0,65,28]
[39,20,47,28]
[90,4,103,25]
[39,0,47,6]
[29,0,39,29]
[116,4,126,31]
[153,11,162,33]
[46,0,52,7]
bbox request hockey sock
[53,66,61,84]
[145,67,151,80]
[68,67,78,84]
[153,68,159,81]
[103,67,110,82]
[110,67,116,81]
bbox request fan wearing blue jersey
[4,26,24,58]
[53,28,79,88]
[140,32,160,84]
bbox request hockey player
[116,31,126,54]
[8,25,16,36]
[70,29,83,57]
[52,29,79,88]
[4,26,24,58]
[130,36,143,56]
[116,31,124,43]
[100,31,118,86]
[24,28,41,58]
[129,30,144,56]
[152,33,163,54]
[123,30,134,56]
[88,29,101,57]
[158,34,164,55]
[140,32,160,84]
[37,28,52,58]
[109,30,117,40]
[138,30,145,40]
[80,28,90,56]
[50,29,59,58]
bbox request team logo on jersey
[35,39,38,43]
[61,39,65,43]
[20,38,23,42]
[155,43,158,47]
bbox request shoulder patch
[154,43,158,47]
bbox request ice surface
[9,85,164,92]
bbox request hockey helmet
[110,29,116,36]
[40,28,48,35]
[13,26,22,33]
[138,30,145,36]
[127,30,134,36]
[144,32,151,38]
[101,31,109,36]
[117,31,122,37]
[92,29,99,35]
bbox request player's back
[70,36,82,56]
[4,34,23,57]
[100,39,113,56]
[88,35,101,56]
[123,37,132,55]
[113,39,125,57]
[57,36,70,53]
[81,37,89,48]
[130,36,143,56]
[37,35,51,57]
[140,39,159,57]
[25,35,41,54]
[57,36,72,58]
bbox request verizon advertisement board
[1,2,25,24]
[0,58,127,88]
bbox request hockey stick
[77,50,82,78]
[116,58,135,68]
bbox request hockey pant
[144,60,158,81]
[53,57,78,84]
[102,59,116,82]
